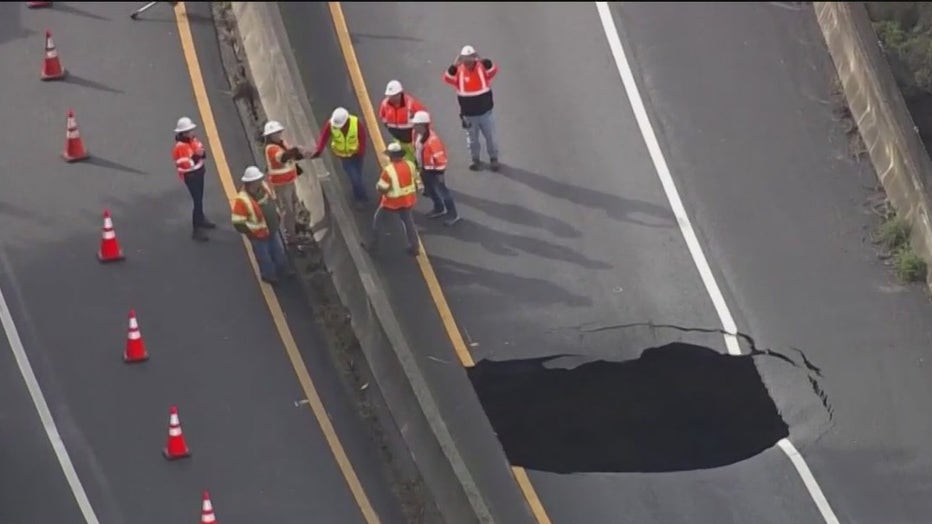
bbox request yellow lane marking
[173,4,381,523]
[327,3,552,523]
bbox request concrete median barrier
[815,2,932,289]
[227,2,495,523]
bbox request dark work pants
[183,168,207,229]
[370,205,419,252]
[422,170,457,215]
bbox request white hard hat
[460,45,477,56]
[262,120,285,137]
[241,166,264,183]
[385,142,404,155]
[385,80,403,97]
[411,111,430,125]
[174,116,196,134]
[330,107,349,128]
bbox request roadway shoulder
[225,2,535,523]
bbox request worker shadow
[63,74,124,95]
[349,32,424,45]
[0,3,34,45]
[85,156,148,176]
[425,217,612,271]
[453,192,582,239]
[428,254,593,308]
[467,342,792,473]
[53,3,111,21]
[498,164,677,228]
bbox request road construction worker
[172,116,216,242]
[231,166,293,285]
[443,45,500,172]
[310,107,369,208]
[365,142,420,256]
[378,80,429,195]
[412,111,459,226]
[262,119,309,246]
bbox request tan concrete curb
[815,2,932,289]
[229,2,495,522]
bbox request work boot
[489,157,500,172]
[426,207,447,219]
[443,214,461,227]
[200,219,217,229]
[468,159,481,171]
[191,228,209,242]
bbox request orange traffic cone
[97,209,125,263]
[163,405,191,460]
[27,2,53,9]
[41,30,66,81]
[63,108,89,162]
[200,490,217,523]
[123,309,149,363]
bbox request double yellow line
[327,3,553,523]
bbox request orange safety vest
[379,94,426,133]
[377,159,418,210]
[172,137,205,179]
[445,62,497,97]
[264,142,298,185]
[230,183,273,238]
[417,132,448,171]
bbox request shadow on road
[454,192,582,239]
[468,342,790,473]
[0,3,34,46]
[428,254,594,308]
[499,164,677,228]
[425,216,612,270]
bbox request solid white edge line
[0,285,100,524]
[593,2,840,524]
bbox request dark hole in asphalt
[467,342,790,474]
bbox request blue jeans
[340,155,368,202]
[182,168,207,229]
[464,110,499,161]
[422,170,457,216]
[250,233,288,281]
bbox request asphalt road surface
[617,2,932,522]
[284,1,932,523]
[0,2,404,523]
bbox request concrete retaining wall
[815,2,932,289]
[228,2,494,522]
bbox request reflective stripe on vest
[173,139,204,177]
[264,143,297,185]
[380,97,415,129]
[231,184,271,238]
[453,63,492,97]
[418,133,448,171]
[330,116,359,158]
[381,161,417,199]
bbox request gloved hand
[460,115,471,129]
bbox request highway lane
[614,2,932,522]
[0,2,404,522]
[289,2,828,522]
[0,320,86,523]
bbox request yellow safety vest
[330,116,359,158]
[231,183,273,238]
[377,160,418,198]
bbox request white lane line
[0,284,100,523]
[593,3,840,524]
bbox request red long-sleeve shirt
[313,119,367,157]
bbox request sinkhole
[467,342,793,474]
